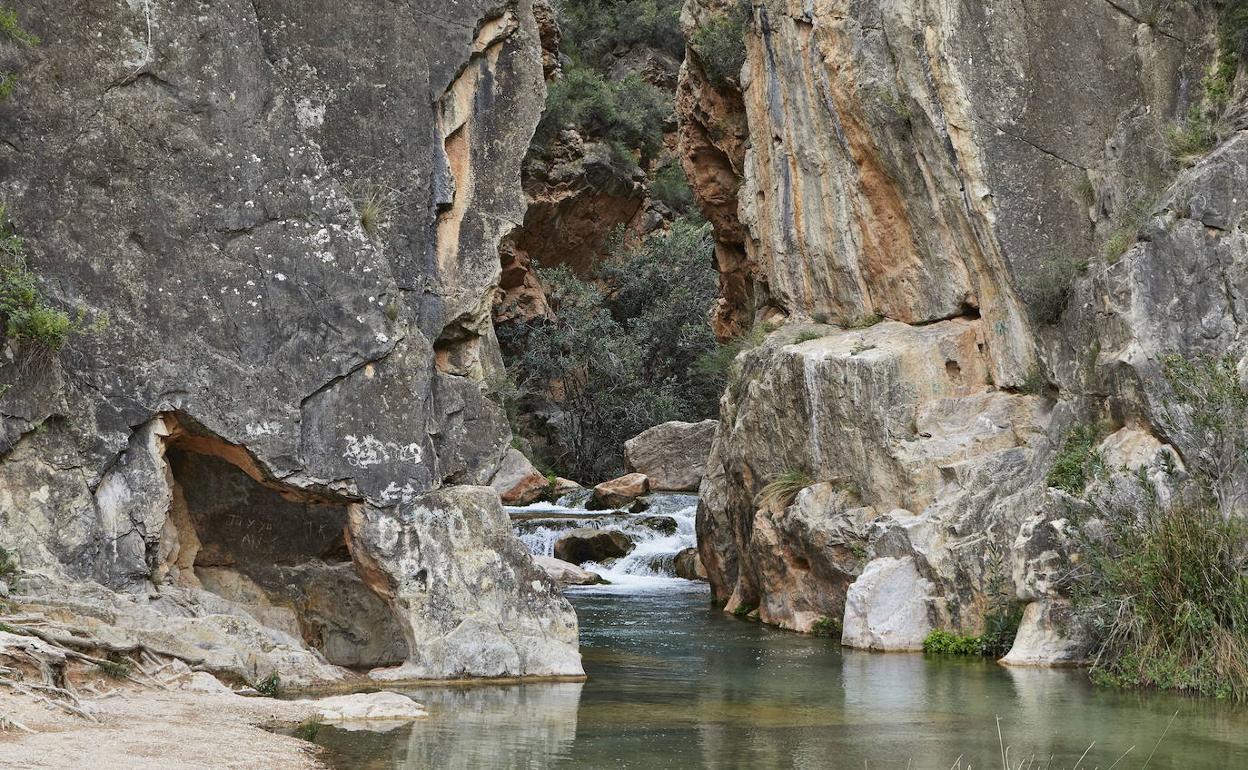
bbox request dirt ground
[0,685,325,770]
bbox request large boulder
[624,420,719,492]
[347,486,583,680]
[841,557,934,652]
[533,556,606,586]
[587,473,650,510]
[490,448,551,506]
[553,528,634,566]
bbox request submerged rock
[624,420,718,492]
[553,528,635,565]
[636,515,678,535]
[533,556,606,586]
[587,473,650,510]
[301,692,428,726]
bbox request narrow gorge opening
[158,418,409,669]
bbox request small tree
[501,218,722,481]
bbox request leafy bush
[811,616,841,638]
[923,630,983,656]
[690,1,751,88]
[0,208,105,363]
[256,672,281,697]
[501,218,722,481]
[556,0,685,68]
[754,470,813,512]
[649,161,696,215]
[1074,484,1248,699]
[1046,423,1107,495]
[922,605,1022,658]
[536,62,670,162]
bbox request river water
[304,495,1248,769]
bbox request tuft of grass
[1046,423,1108,496]
[95,657,132,680]
[292,718,323,742]
[1075,486,1248,700]
[846,312,882,330]
[849,340,875,356]
[694,320,777,379]
[1018,253,1086,325]
[754,470,813,512]
[1017,365,1049,396]
[356,185,394,239]
[793,329,824,344]
[255,672,281,698]
[811,616,841,638]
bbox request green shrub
[691,1,751,88]
[1046,423,1108,495]
[923,630,983,656]
[731,602,757,618]
[0,208,105,360]
[1074,485,1248,700]
[256,672,281,698]
[754,470,813,512]
[501,218,721,481]
[537,63,669,162]
[811,616,841,638]
[923,605,1022,658]
[650,161,696,215]
[794,329,824,344]
[693,320,775,380]
[556,0,685,68]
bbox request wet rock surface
[553,528,636,566]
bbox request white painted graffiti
[342,434,424,469]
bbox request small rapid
[507,492,699,591]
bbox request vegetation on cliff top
[501,218,722,481]
[690,0,751,88]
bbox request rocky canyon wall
[684,0,1242,658]
[0,0,580,683]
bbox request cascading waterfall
[508,493,699,589]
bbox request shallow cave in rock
[160,431,408,670]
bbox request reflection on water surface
[308,583,1248,769]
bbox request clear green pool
[305,582,1248,769]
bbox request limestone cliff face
[0,0,580,681]
[684,0,1235,655]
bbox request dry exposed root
[0,615,188,733]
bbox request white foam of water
[508,494,700,591]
